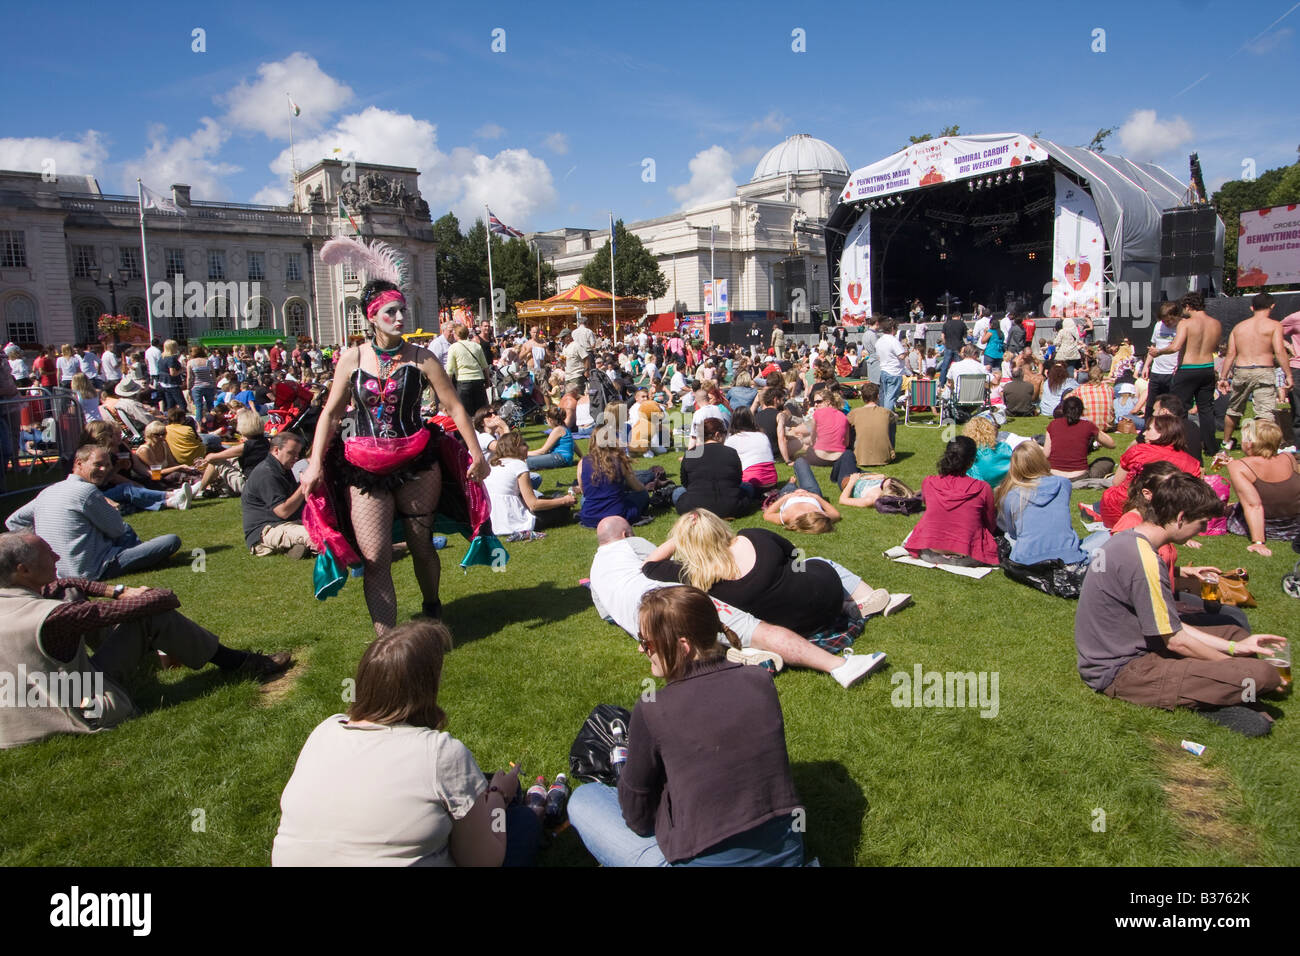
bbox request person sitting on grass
[526,405,581,470]
[628,387,668,458]
[845,382,896,468]
[1099,414,1201,528]
[241,432,313,559]
[0,532,292,750]
[81,421,192,514]
[133,421,200,491]
[484,431,575,542]
[1045,395,1116,481]
[588,516,893,688]
[567,586,806,866]
[272,619,538,866]
[996,441,1106,566]
[1074,470,1288,738]
[903,436,999,566]
[725,406,779,490]
[643,509,901,637]
[673,418,755,519]
[962,415,1014,487]
[1224,418,1300,556]
[163,406,211,466]
[577,413,650,528]
[472,406,509,463]
[189,409,270,499]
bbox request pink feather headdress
[319,236,410,288]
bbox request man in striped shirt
[1074,471,1287,736]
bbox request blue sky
[1,0,1296,231]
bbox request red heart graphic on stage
[1064,260,1091,290]
[1014,141,1019,146]
[847,282,862,304]
[1010,156,1021,166]
[1290,204,1297,211]
[1259,208,1271,216]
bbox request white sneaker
[190,480,204,497]
[855,587,891,617]
[164,489,182,509]
[726,647,785,672]
[831,650,887,688]
[883,593,913,617]
[174,483,193,511]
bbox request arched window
[285,299,308,338]
[168,315,189,342]
[124,299,147,326]
[76,299,104,345]
[4,295,38,344]
[345,298,365,337]
[206,294,234,332]
[242,297,273,333]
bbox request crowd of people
[2,269,1297,865]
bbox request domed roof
[751,134,850,182]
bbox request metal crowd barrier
[0,387,83,498]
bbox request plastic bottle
[544,773,570,827]
[609,720,629,778]
[525,776,548,817]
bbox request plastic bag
[569,703,632,785]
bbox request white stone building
[0,160,438,348]
[529,133,849,318]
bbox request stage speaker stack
[1160,206,1216,277]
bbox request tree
[1087,127,1116,152]
[1212,163,1291,293]
[907,125,959,148]
[578,219,668,300]
[938,124,960,137]
[492,236,557,318]
[431,212,476,318]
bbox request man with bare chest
[1149,292,1222,457]
[1219,292,1293,449]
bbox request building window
[73,245,97,279]
[341,261,358,283]
[166,248,185,280]
[285,300,307,338]
[285,253,303,282]
[244,298,272,332]
[76,299,103,344]
[206,293,236,332]
[119,247,141,279]
[4,295,38,343]
[125,299,147,325]
[207,250,226,282]
[247,251,265,282]
[345,299,365,337]
[1,230,27,268]
[169,315,188,342]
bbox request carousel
[513,284,647,341]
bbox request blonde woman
[961,416,1013,486]
[1225,419,1300,556]
[56,344,79,386]
[994,442,1100,565]
[133,421,199,488]
[69,373,103,423]
[158,340,185,410]
[641,509,898,641]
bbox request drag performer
[301,237,489,636]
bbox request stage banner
[841,133,1047,202]
[1050,172,1105,319]
[839,211,871,326]
[1237,204,1300,287]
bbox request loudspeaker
[1160,207,1216,276]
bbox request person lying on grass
[588,516,889,689]
[1074,470,1288,738]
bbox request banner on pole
[1050,171,1105,319]
[1237,204,1300,287]
[838,211,871,325]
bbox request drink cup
[1263,639,1291,687]
[150,466,162,481]
[1200,573,1219,605]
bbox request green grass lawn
[1,413,1296,867]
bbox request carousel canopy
[514,284,648,337]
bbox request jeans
[526,452,573,470]
[879,372,903,413]
[567,782,804,867]
[103,532,182,579]
[191,385,217,416]
[938,347,958,384]
[159,385,184,411]
[103,483,168,514]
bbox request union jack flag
[487,208,524,238]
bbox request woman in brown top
[1226,418,1300,556]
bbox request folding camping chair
[943,374,990,424]
[904,376,942,427]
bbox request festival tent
[513,284,647,338]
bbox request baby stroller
[497,369,546,428]
[1283,537,1300,600]
[265,382,316,437]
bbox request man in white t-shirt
[572,318,596,358]
[946,345,990,390]
[588,517,885,687]
[874,317,908,411]
[972,312,991,357]
[430,322,456,368]
[145,340,162,384]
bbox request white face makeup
[369,300,405,335]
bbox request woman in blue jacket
[995,441,1107,565]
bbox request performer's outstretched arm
[300,347,360,494]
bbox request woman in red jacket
[1098,414,1201,528]
[904,436,999,566]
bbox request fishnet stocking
[348,464,442,637]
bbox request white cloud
[1117,109,1194,162]
[250,182,292,206]
[219,52,353,138]
[0,130,108,177]
[475,123,506,140]
[544,132,569,155]
[273,106,556,227]
[121,118,241,199]
[669,145,737,210]
[1246,26,1293,54]
[749,111,788,135]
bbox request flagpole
[136,179,155,341]
[484,205,497,333]
[286,93,298,185]
[609,213,617,345]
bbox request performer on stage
[301,238,489,636]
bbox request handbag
[874,493,924,515]
[569,703,632,785]
[1216,569,1256,608]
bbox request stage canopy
[514,284,648,337]
[824,133,1224,332]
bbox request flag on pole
[337,196,360,235]
[140,183,185,215]
[287,93,301,117]
[487,208,524,238]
